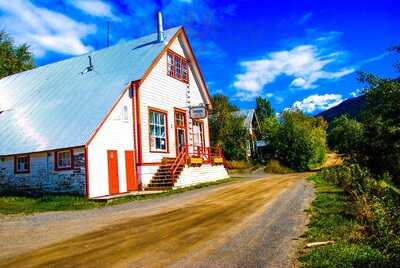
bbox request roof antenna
[106,21,110,47]
[80,56,94,74]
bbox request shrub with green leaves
[272,111,328,171]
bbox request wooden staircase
[145,157,185,191]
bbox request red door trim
[107,150,120,195]
[125,150,137,191]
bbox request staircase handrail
[171,145,188,183]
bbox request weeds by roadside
[300,166,400,267]
[0,178,237,215]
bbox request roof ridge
[0,25,183,82]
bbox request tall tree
[209,93,249,160]
[0,31,35,79]
[255,96,273,122]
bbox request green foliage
[272,111,328,171]
[327,47,400,183]
[209,93,250,160]
[328,115,364,162]
[313,165,400,266]
[359,74,400,183]
[255,96,273,122]
[0,31,34,78]
[300,174,390,267]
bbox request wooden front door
[107,150,119,195]
[174,110,187,155]
[125,150,138,191]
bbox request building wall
[174,164,229,188]
[138,35,210,187]
[87,89,134,198]
[0,147,86,195]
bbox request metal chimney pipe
[157,11,165,42]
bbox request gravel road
[0,172,314,268]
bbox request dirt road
[0,173,314,268]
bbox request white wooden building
[0,14,228,198]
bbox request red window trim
[54,149,74,171]
[14,155,30,174]
[167,49,189,84]
[148,107,170,154]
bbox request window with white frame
[15,155,29,173]
[56,150,72,170]
[149,109,168,152]
[122,105,129,122]
[193,121,204,148]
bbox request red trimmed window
[14,155,30,174]
[149,108,168,152]
[167,50,189,83]
[55,149,74,170]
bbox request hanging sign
[190,106,207,119]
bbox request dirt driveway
[0,172,314,268]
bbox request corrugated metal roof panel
[0,26,181,156]
[234,109,255,129]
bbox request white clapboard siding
[87,89,134,198]
[174,164,229,188]
[139,35,210,165]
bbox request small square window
[55,150,73,170]
[15,155,29,174]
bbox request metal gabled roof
[234,109,256,129]
[0,26,181,156]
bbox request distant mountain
[316,95,366,122]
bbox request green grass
[299,175,387,267]
[0,178,237,215]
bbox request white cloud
[274,96,284,104]
[233,42,354,101]
[71,0,119,20]
[291,94,344,113]
[0,0,96,56]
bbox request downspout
[133,80,143,190]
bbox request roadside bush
[273,111,327,171]
[319,165,400,265]
[224,160,251,170]
[264,160,292,174]
[328,115,364,162]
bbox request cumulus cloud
[71,0,118,20]
[291,94,344,113]
[0,0,96,56]
[233,43,354,101]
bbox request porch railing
[170,145,188,183]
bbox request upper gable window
[167,50,189,83]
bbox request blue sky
[0,0,398,113]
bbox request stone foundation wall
[0,148,86,196]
